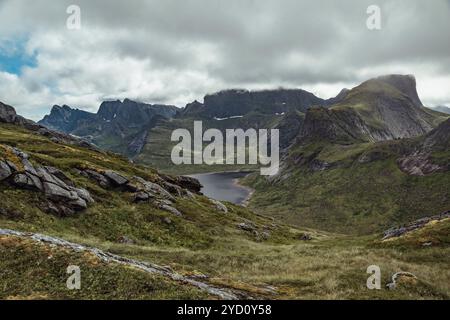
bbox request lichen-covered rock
[210,199,228,213]
[397,152,442,176]
[132,176,175,201]
[238,222,256,232]
[103,170,128,186]
[162,181,184,197]
[134,191,151,202]
[159,204,182,217]
[117,235,135,244]
[382,210,450,240]
[13,173,42,190]
[0,160,12,181]
[1,145,94,216]
[161,174,203,194]
[82,169,111,188]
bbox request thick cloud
[0,0,449,119]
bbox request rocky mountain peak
[299,75,447,144]
[186,88,329,118]
[368,74,423,107]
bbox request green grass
[0,235,209,300]
[135,112,286,174]
[245,139,450,235]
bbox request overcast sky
[0,0,449,120]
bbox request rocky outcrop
[386,272,418,290]
[77,168,192,216]
[397,151,443,176]
[382,211,450,240]
[275,110,305,149]
[0,101,17,123]
[397,119,450,176]
[0,145,94,216]
[127,129,149,155]
[128,176,175,201]
[160,174,203,194]
[423,118,450,150]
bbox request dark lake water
[188,171,253,205]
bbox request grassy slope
[0,123,294,249]
[1,123,450,299]
[245,139,450,235]
[136,112,285,175]
[0,235,208,300]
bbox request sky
[0,0,449,120]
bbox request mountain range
[39,99,178,155]
[38,75,447,170]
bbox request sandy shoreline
[232,176,255,207]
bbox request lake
[188,171,253,205]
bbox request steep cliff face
[299,75,448,144]
[183,88,331,118]
[38,99,179,155]
[39,105,96,132]
[96,99,178,126]
[0,102,17,123]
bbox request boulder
[5,160,18,172]
[299,233,312,241]
[83,169,111,188]
[159,204,182,217]
[103,170,128,186]
[22,158,38,176]
[160,174,203,194]
[134,191,150,202]
[44,166,74,187]
[238,222,256,232]
[133,176,174,201]
[68,197,88,210]
[117,236,135,244]
[73,187,94,204]
[210,199,228,213]
[13,173,41,190]
[0,161,12,181]
[162,181,184,197]
[43,182,78,201]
